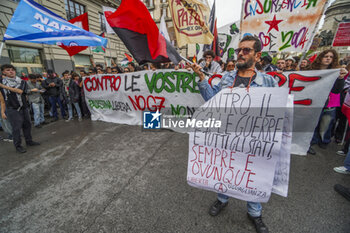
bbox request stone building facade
[317,0,350,58]
[0,0,128,76]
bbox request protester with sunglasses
[199,50,222,74]
[190,35,277,233]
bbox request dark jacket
[62,80,81,103]
[42,76,62,97]
[0,77,29,110]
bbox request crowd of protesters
[1,45,350,232]
[1,50,350,170]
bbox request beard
[236,56,255,70]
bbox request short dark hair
[80,70,87,75]
[62,70,69,76]
[203,50,215,58]
[71,73,80,79]
[240,35,262,53]
[128,62,135,68]
[261,55,272,63]
[1,64,16,72]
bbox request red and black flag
[105,0,182,65]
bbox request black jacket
[62,80,81,103]
[42,77,62,97]
[0,77,29,110]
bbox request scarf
[62,78,70,96]
[2,76,23,108]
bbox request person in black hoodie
[42,70,66,121]
[62,72,82,122]
[0,64,40,153]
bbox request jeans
[311,108,337,145]
[67,102,82,119]
[7,108,32,148]
[217,193,262,217]
[32,102,45,126]
[49,96,65,119]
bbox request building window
[99,13,107,33]
[64,0,85,20]
[7,46,43,75]
[74,55,91,71]
[8,46,42,64]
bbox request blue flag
[4,0,107,47]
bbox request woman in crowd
[225,59,235,72]
[309,49,347,154]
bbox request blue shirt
[197,69,278,101]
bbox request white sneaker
[336,150,346,156]
[65,118,72,122]
[334,166,350,175]
[78,117,82,122]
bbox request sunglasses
[235,47,254,55]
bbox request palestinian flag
[59,13,89,56]
[124,53,133,62]
[105,0,182,65]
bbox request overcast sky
[207,0,336,28]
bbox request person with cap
[285,56,296,71]
[261,54,277,72]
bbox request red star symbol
[265,15,283,34]
[175,0,182,6]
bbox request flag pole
[0,41,4,58]
[180,55,213,77]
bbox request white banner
[84,70,204,125]
[187,88,289,202]
[84,69,340,155]
[266,69,340,155]
[240,0,328,52]
[272,94,294,197]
